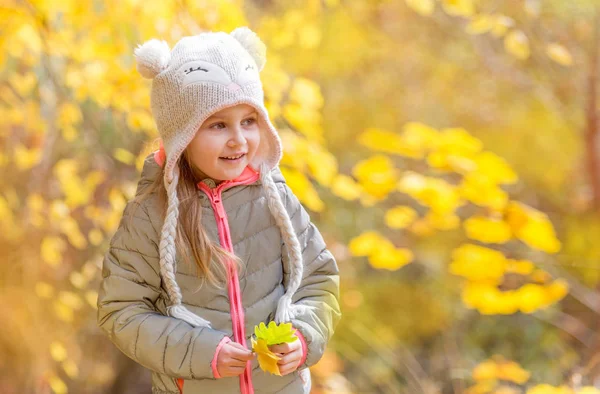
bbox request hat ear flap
[134,39,171,79]
[230,26,266,71]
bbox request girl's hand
[217,341,256,378]
[269,339,303,376]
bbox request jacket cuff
[293,328,308,367]
[211,336,232,379]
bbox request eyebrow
[207,109,258,121]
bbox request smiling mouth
[220,153,246,161]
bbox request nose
[228,125,247,147]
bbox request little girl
[97,27,341,394]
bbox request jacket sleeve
[97,200,229,380]
[279,182,342,369]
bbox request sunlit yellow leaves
[281,167,324,212]
[459,173,509,210]
[57,102,82,141]
[252,337,281,375]
[88,228,104,246]
[385,206,418,229]
[284,78,324,142]
[398,172,464,214]
[505,259,535,275]
[369,242,413,270]
[47,374,68,394]
[464,215,512,244]
[58,291,84,310]
[113,148,136,165]
[526,385,576,394]
[470,152,518,185]
[404,0,435,16]
[41,236,67,267]
[465,14,494,35]
[472,356,530,385]
[546,43,573,66]
[424,211,461,230]
[465,14,515,38]
[348,231,384,257]
[450,244,507,281]
[35,281,55,298]
[461,279,568,315]
[53,300,74,322]
[9,71,37,97]
[504,30,530,60]
[50,341,68,362]
[330,174,363,201]
[85,290,99,309]
[62,359,79,379]
[348,231,413,270]
[53,160,105,209]
[126,110,155,134]
[441,0,475,17]
[427,128,483,172]
[14,143,42,170]
[505,201,561,253]
[352,155,399,200]
[358,124,439,159]
[298,24,322,49]
[306,148,338,186]
[252,321,297,375]
[254,321,298,345]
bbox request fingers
[226,342,255,362]
[269,342,294,354]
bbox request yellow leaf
[58,291,84,310]
[35,282,55,298]
[504,30,530,60]
[50,341,68,362]
[368,244,413,270]
[441,0,475,17]
[251,337,281,376]
[348,231,386,257]
[405,0,435,16]
[254,321,298,345]
[464,215,512,243]
[466,14,494,35]
[352,155,399,200]
[14,143,42,170]
[298,24,321,49]
[88,228,104,246]
[496,359,530,384]
[517,283,547,313]
[47,374,68,394]
[280,167,324,212]
[330,174,362,201]
[385,206,418,229]
[450,244,507,281]
[472,359,497,380]
[114,148,135,165]
[54,300,74,322]
[546,43,573,66]
[62,359,79,379]
[41,236,67,267]
[69,271,87,289]
[85,290,98,309]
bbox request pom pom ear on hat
[134,39,171,79]
[230,26,266,71]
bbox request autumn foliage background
[3,0,600,393]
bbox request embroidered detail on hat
[180,60,232,89]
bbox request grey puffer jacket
[97,153,341,393]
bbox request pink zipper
[196,170,260,394]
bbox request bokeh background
[2,0,600,393]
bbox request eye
[209,122,226,129]
[242,117,257,126]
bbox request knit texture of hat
[133,27,310,329]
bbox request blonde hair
[130,148,242,290]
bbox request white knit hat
[134,27,310,329]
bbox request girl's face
[185,104,261,183]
